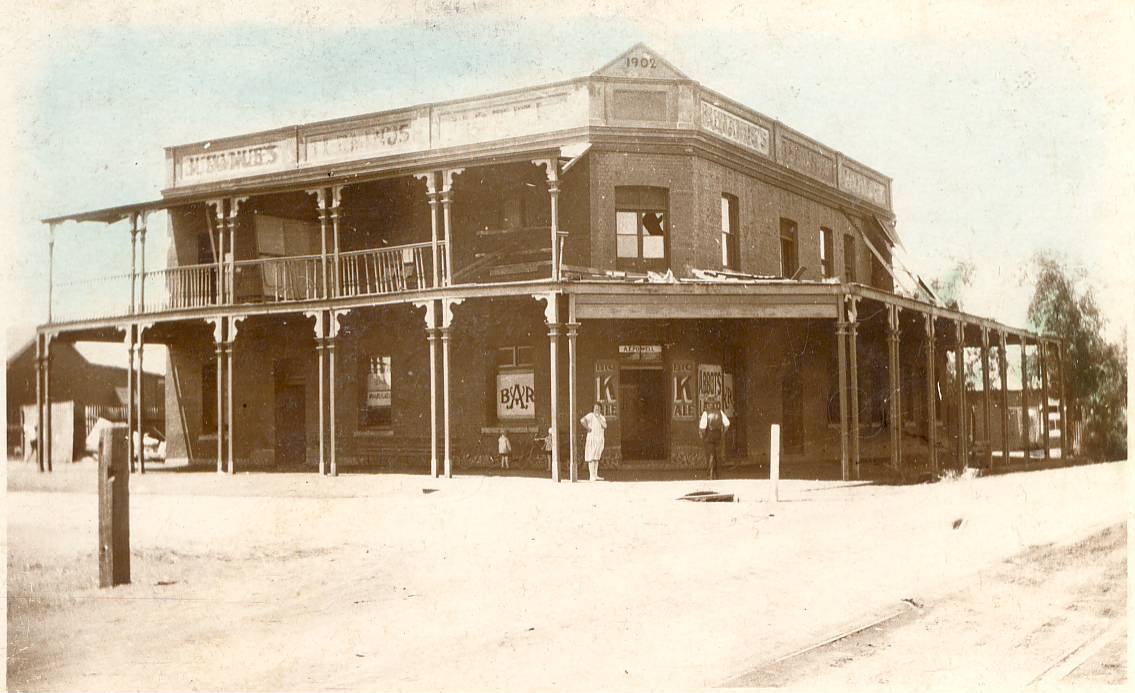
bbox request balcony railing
[143,263,219,312]
[338,242,443,297]
[51,240,450,322]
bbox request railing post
[129,214,138,315]
[309,189,329,299]
[441,169,462,287]
[330,186,343,297]
[139,212,147,314]
[415,172,441,288]
[226,198,245,306]
[47,223,56,324]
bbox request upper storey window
[615,186,669,273]
[820,227,834,278]
[843,234,857,283]
[721,194,738,270]
[779,218,798,278]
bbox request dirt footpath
[6,460,1129,691]
[725,523,1127,690]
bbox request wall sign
[698,364,724,410]
[497,371,536,419]
[672,361,696,420]
[594,360,619,418]
[618,344,662,362]
[699,100,771,157]
[303,115,425,166]
[178,138,296,185]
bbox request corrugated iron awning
[873,214,903,249]
[41,198,170,226]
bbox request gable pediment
[592,43,689,81]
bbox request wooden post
[137,327,146,475]
[34,334,44,472]
[848,300,860,479]
[981,326,992,469]
[567,296,579,483]
[836,308,850,481]
[770,423,780,502]
[924,314,938,476]
[1057,340,1069,458]
[1039,340,1051,460]
[957,324,967,474]
[98,424,130,588]
[125,328,135,473]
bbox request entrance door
[274,365,306,466]
[618,367,667,460]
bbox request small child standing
[497,430,512,469]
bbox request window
[779,218,798,278]
[359,355,392,428]
[202,360,217,432]
[721,194,739,270]
[615,186,669,272]
[843,234,857,282]
[820,227,834,278]
[495,346,536,420]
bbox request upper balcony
[46,160,576,326]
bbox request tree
[930,258,975,311]
[1027,252,1127,460]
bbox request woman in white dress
[580,402,608,481]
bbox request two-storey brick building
[31,44,1068,480]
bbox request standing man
[699,401,730,480]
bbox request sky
[2,0,1133,370]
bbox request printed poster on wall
[698,364,724,410]
[671,361,696,420]
[497,371,535,419]
[594,360,618,418]
[723,373,735,418]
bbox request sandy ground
[5,459,1129,691]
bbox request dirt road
[6,460,1128,690]
[725,523,1126,690]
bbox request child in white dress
[580,402,608,481]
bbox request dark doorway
[619,367,667,460]
[274,361,306,466]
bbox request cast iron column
[836,307,850,481]
[924,314,938,476]
[980,326,992,469]
[955,321,967,470]
[998,332,1010,465]
[1039,340,1051,460]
